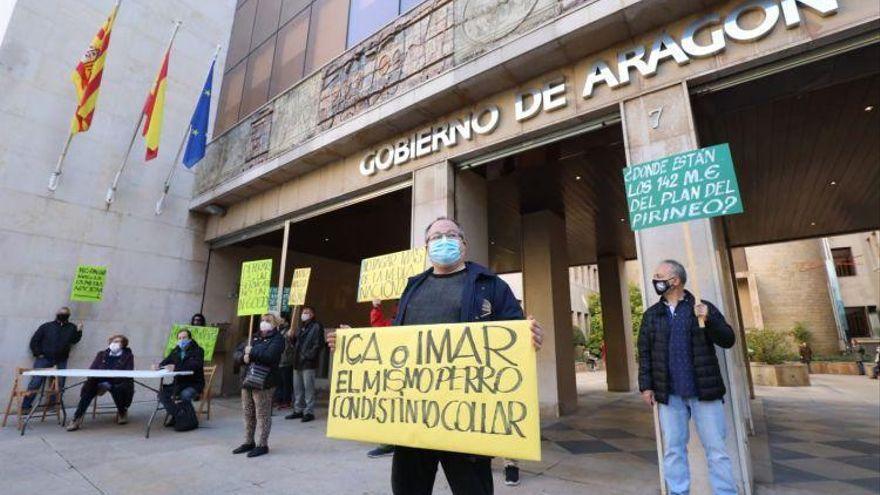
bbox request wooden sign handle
[247,314,254,342]
[681,223,706,328]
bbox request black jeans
[73,378,134,419]
[274,365,293,404]
[391,446,493,495]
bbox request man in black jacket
[286,306,323,422]
[23,306,83,411]
[637,260,736,495]
[156,328,205,425]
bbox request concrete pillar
[522,210,578,417]
[622,83,752,494]
[411,162,454,247]
[455,169,489,265]
[597,255,637,391]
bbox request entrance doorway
[691,41,880,491]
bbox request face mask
[301,313,312,322]
[428,237,462,267]
[56,313,70,323]
[652,279,672,296]
[178,338,191,349]
[259,321,274,332]
[108,342,122,353]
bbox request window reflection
[347,0,398,47]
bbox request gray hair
[424,217,465,240]
[660,259,687,285]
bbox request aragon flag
[70,3,119,134]
[142,46,172,161]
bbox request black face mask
[652,279,673,296]
[56,313,70,323]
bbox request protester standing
[638,260,737,495]
[327,217,544,495]
[285,306,323,422]
[233,313,284,457]
[156,328,205,427]
[366,300,395,458]
[66,334,135,431]
[275,314,295,409]
[22,306,83,412]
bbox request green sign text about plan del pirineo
[623,143,743,231]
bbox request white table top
[23,369,193,378]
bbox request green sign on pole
[237,259,272,316]
[70,265,108,302]
[165,324,219,362]
[623,143,743,231]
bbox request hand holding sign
[528,316,543,350]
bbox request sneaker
[232,443,255,455]
[247,446,269,458]
[504,465,520,486]
[367,445,395,458]
[117,411,128,425]
[65,417,83,432]
[301,413,315,423]
[285,411,303,420]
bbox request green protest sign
[237,259,272,316]
[623,143,742,231]
[70,265,107,302]
[165,324,220,362]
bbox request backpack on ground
[173,399,199,432]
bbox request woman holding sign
[233,313,284,458]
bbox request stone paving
[1,371,876,494]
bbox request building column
[623,83,752,494]
[522,210,578,417]
[597,255,637,391]
[455,169,489,265]
[411,162,454,247]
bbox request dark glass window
[832,247,856,277]
[305,0,350,73]
[845,307,870,338]
[240,36,276,117]
[347,0,398,47]
[216,62,247,133]
[227,0,257,68]
[251,0,283,49]
[270,8,310,97]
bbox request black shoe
[301,413,315,423]
[285,411,303,420]
[163,415,175,428]
[367,445,395,458]
[232,443,255,454]
[247,446,269,457]
[504,465,520,486]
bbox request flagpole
[155,44,221,216]
[105,20,182,209]
[48,133,74,191]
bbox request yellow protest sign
[356,247,427,302]
[326,320,540,461]
[237,259,272,316]
[288,268,311,306]
[70,265,107,302]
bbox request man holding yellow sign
[327,217,544,494]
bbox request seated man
[66,334,134,431]
[155,328,205,426]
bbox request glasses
[427,231,463,243]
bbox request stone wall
[0,0,236,402]
[744,240,841,355]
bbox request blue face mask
[178,339,191,349]
[428,237,462,267]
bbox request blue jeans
[22,357,68,410]
[658,395,737,495]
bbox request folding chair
[2,367,61,430]
[197,365,217,420]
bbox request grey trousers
[293,368,316,415]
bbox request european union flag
[182,58,215,168]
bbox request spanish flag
[142,46,172,161]
[70,3,119,134]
